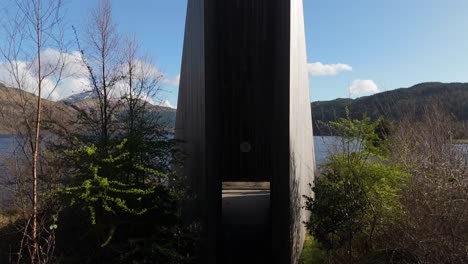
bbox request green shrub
[305,110,407,262]
[300,235,326,264]
[55,139,199,263]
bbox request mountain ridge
[0,84,176,134]
[3,82,468,136]
[312,82,468,135]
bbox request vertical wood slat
[176,1,315,263]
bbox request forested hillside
[312,82,468,135]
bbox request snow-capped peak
[60,91,95,104]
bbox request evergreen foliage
[54,137,199,263]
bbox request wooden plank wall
[177,1,315,263]
[176,1,222,263]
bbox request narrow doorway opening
[222,181,271,263]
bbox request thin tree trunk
[31,75,41,264]
[32,1,43,261]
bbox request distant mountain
[61,91,95,104]
[0,83,73,134]
[0,84,176,134]
[6,82,467,137]
[61,91,177,128]
[312,82,468,135]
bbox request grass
[0,209,20,228]
[300,234,326,264]
[452,139,468,144]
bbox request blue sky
[306,0,468,101]
[2,0,468,106]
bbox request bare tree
[0,0,65,262]
[386,104,468,264]
[72,0,121,147]
[117,36,169,184]
[120,36,163,137]
[70,0,169,181]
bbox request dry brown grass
[0,209,21,228]
[0,84,80,139]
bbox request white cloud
[0,49,167,102]
[308,62,352,76]
[157,99,175,109]
[111,60,166,103]
[0,49,91,101]
[118,59,164,81]
[163,74,180,86]
[347,79,380,95]
[139,94,156,105]
[42,49,88,77]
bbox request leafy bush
[54,139,199,263]
[305,111,407,262]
